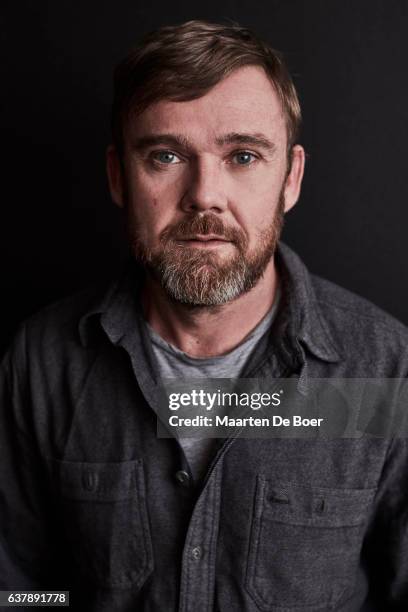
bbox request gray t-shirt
[144,288,280,482]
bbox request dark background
[2,0,408,354]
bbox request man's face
[107,65,304,306]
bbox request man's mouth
[176,234,232,248]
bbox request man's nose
[180,158,228,213]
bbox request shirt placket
[178,461,222,612]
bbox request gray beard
[128,192,284,307]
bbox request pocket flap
[55,459,140,502]
[259,476,376,528]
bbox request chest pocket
[245,475,376,611]
[55,459,154,589]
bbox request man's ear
[106,144,125,208]
[283,145,305,213]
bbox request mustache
[160,214,247,246]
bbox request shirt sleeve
[0,324,66,589]
[365,432,408,609]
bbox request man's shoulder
[28,284,103,332]
[9,281,111,362]
[311,273,406,333]
[311,273,408,365]
[12,260,140,362]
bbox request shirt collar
[78,260,143,348]
[78,242,342,366]
[274,242,341,365]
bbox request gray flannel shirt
[1,242,407,611]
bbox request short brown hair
[112,20,301,157]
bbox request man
[1,20,407,612]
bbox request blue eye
[154,151,180,164]
[232,151,257,165]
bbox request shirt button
[175,470,190,486]
[191,546,202,560]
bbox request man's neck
[141,258,279,358]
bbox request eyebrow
[131,134,191,151]
[131,132,277,154]
[215,132,277,154]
